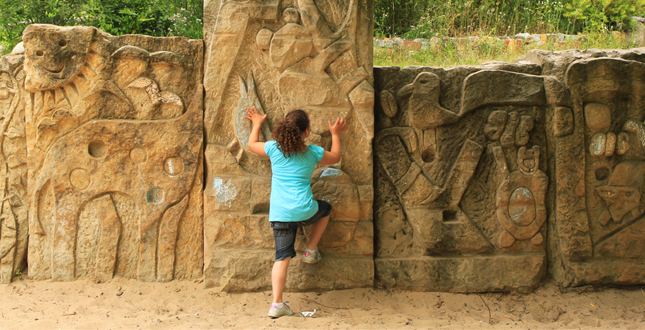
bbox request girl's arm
[320,117,347,164]
[245,106,268,156]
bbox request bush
[374,0,645,38]
[0,0,203,54]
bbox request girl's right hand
[245,106,267,127]
[328,117,347,136]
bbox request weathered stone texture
[0,53,28,283]
[374,65,549,293]
[204,0,374,291]
[23,25,204,282]
[519,48,645,287]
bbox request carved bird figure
[397,72,459,130]
[128,77,183,112]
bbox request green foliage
[0,0,203,54]
[375,0,645,38]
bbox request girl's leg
[307,215,329,250]
[271,257,291,304]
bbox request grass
[374,32,641,67]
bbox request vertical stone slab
[519,49,645,286]
[374,65,548,293]
[0,53,28,283]
[204,0,374,291]
[23,24,204,282]
[562,55,645,285]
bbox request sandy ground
[0,277,644,329]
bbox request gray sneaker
[302,247,322,264]
[268,302,294,318]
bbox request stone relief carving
[204,0,374,291]
[0,54,28,283]
[519,48,645,287]
[0,19,641,294]
[374,66,548,293]
[23,24,204,282]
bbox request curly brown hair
[273,110,309,157]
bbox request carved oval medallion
[508,187,536,226]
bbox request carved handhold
[590,133,607,157]
[617,132,630,155]
[584,103,611,132]
[605,132,617,157]
[623,119,645,155]
[112,46,182,67]
[397,72,459,130]
[380,90,398,118]
[499,230,515,248]
[256,29,274,51]
[500,112,519,148]
[531,232,544,246]
[554,107,574,137]
[484,110,507,141]
[516,115,534,146]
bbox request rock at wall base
[375,254,546,294]
[205,248,374,292]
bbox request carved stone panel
[23,24,204,282]
[373,66,549,293]
[0,53,28,283]
[521,49,645,286]
[204,0,374,291]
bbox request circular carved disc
[146,186,165,204]
[70,168,91,190]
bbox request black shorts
[270,200,332,261]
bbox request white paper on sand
[300,309,316,317]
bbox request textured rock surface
[203,0,374,291]
[23,25,204,282]
[519,48,645,287]
[373,65,549,293]
[0,53,28,283]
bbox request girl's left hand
[245,106,267,126]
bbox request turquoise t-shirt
[265,140,325,222]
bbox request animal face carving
[518,146,540,173]
[596,185,641,222]
[595,161,645,223]
[22,24,94,91]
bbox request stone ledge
[567,260,645,287]
[375,254,546,293]
[205,248,374,292]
